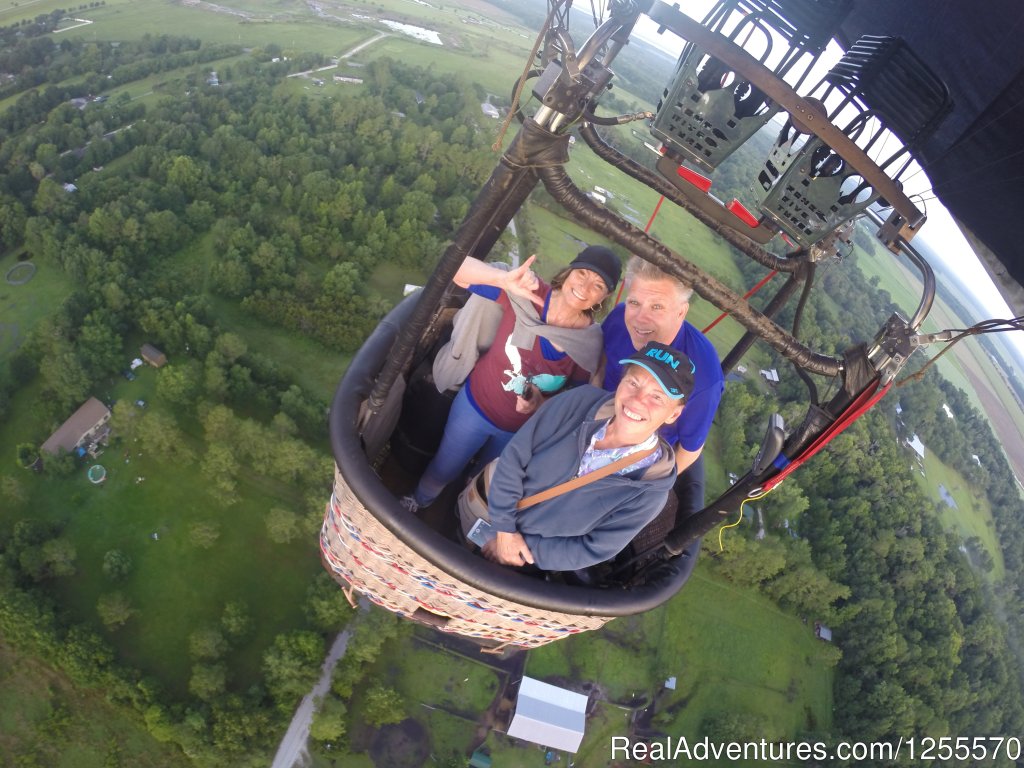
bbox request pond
[380,19,443,45]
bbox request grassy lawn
[390,638,501,716]
[526,565,834,767]
[60,0,370,55]
[348,32,530,97]
[207,296,350,406]
[913,443,1005,581]
[160,233,350,405]
[0,642,192,768]
[0,250,73,368]
[0,374,323,701]
[341,631,505,761]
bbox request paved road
[270,629,352,768]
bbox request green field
[0,251,73,368]
[0,373,322,700]
[57,0,370,55]
[525,566,835,767]
[914,443,1005,580]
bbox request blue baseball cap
[619,342,696,401]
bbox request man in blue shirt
[600,257,724,520]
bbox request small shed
[506,677,588,753]
[906,434,925,460]
[140,343,167,368]
[468,750,492,768]
[814,622,833,642]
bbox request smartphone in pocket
[466,517,494,547]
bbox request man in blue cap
[461,342,696,570]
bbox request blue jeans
[413,386,515,507]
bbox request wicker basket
[320,467,614,649]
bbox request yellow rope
[718,488,772,551]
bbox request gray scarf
[507,291,603,373]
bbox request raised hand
[500,255,545,307]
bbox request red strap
[703,269,779,334]
[762,380,892,492]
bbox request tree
[213,332,247,364]
[110,401,144,444]
[156,362,201,406]
[189,663,226,702]
[102,549,133,581]
[262,631,324,707]
[137,410,195,463]
[201,443,239,505]
[16,443,39,469]
[304,572,354,632]
[41,537,77,577]
[309,696,347,743]
[265,507,300,544]
[362,685,405,728]
[43,448,78,478]
[189,627,227,660]
[39,348,90,413]
[221,601,252,639]
[97,591,137,629]
[705,534,787,587]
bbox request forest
[1,19,1023,768]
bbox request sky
[613,2,1024,363]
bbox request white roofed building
[505,677,588,753]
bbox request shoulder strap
[515,445,660,510]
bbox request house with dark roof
[41,397,111,456]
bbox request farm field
[58,0,370,55]
[855,239,1024,485]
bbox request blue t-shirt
[601,303,724,451]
